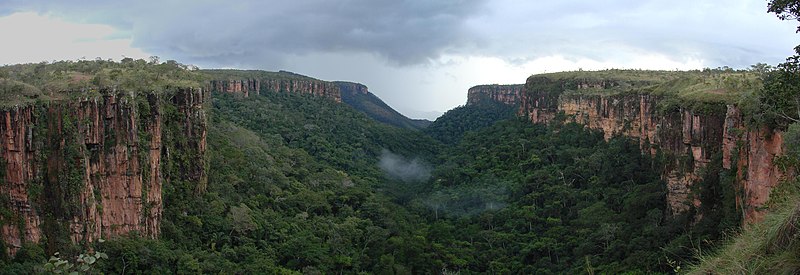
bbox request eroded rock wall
[209,78,342,102]
[0,89,207,255]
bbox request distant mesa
[204,70,342,102]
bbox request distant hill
[335,81,431,130]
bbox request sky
[0,0,797,120]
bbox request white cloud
[0,12,149,64]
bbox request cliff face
[209,78,342,102]
[0,89,208,255]
[467,84,524,106]
[209,79,260,97]
[519,77,784,223]
[722,106,785,223]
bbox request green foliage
[785,123,800,162]
[412,120,706,273]
[768,0,800,52]
[423,100,516,144]
[42,251,108,274]
[749,68,800,128]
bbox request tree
[769,0,800,58]
[759,0,800,126]
[769,0,800,32]
[761,69,800,124]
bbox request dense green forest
[423,99,516,145]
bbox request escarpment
[0,89,208,255]
[467,84,524,106]
[208,77,342,102]
[518,73,785,223]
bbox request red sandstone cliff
[519,76,785,223]
[209,78,342,102]
[0,89,207,255]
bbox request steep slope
[335,81,431,130]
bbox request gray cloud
[3,0,486,67]
[3,0,795,68]
[378,149,431,183]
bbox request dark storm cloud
[2,0,486,67]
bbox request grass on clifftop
[534,69,762,104]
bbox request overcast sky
[0,0,797,119]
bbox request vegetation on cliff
[0,58,204,107]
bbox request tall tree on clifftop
[752,0,800,126]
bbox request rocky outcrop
[467,84,524,106]
[209,78,342,102]
[335,82,369,95]
[0,89,208,255]
[519,76,785,223]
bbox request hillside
[335,81,431,130]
